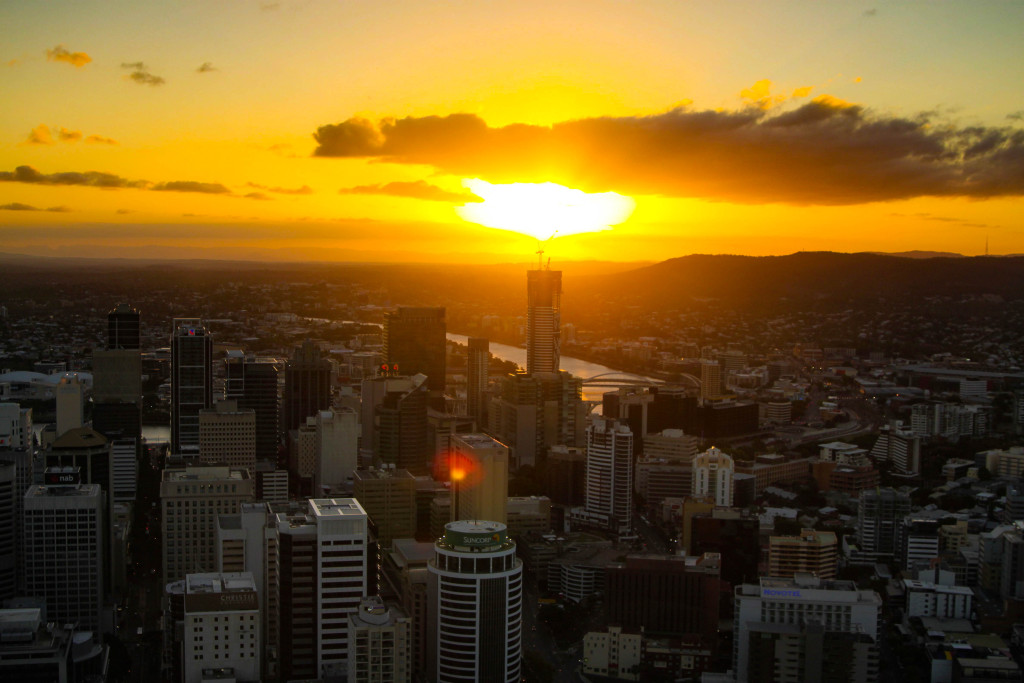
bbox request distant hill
[576,252,1024,311]
[866,250,966,259]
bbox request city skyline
[2,1,1023,262]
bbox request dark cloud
[128,70,165,86]
[46,45,91,67]
[247,182,313,195]
[0,165,235,196]
[152,181,230,194]
[85,134,118,145]
[57,127,82,142]
[121,62,165,86]
[197,62,217,73]
[0,203,69,212]
[0,165,148,189]
[338,179,480,203]
[863,8,877,17]
[244,191,271,201]
[1009,111,1024,122]
[313,99,1024,205]
[116,209,134,214]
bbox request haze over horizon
[2,1,1023,262]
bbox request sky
[1,0,1022,263]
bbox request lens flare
[456,178,635,241]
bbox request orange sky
[1,1,1022,262]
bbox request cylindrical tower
[427,520,522,682]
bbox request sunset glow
[455,179,636,241]
[0,2,1021,260]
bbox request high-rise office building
[199,400,256,474]
[427,521,523,683]
[856,487,912,562]
[224,353,281,462]
[466,337,489,424]
[171,318,213,456]
[582,416,633,535]
[384,307,447,401]
[450,433,509,524]
[353,467,417,550]
[92,347,143,444]
[692,447,735,506]
[360,375,430,474]
[107,303,140,350]
[315,408,360,491]
[488,370,584,469]
[526,269,561,375]
[55,375,85,438]
[0,462,14,598]
[0,403,33,594]
[23,468,105,632]
[347,596,412,683]
[182,572,261,683]
[283,340,333,434]
[161,464,254,583]
[271,499,372,680]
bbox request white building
[23,469,105,632]
[347,596,412,683]
[733,576,881,682]
[903,569,973,620]
[692,447,734,506]
[0,402,32,449]
[870,421,921,474]
[110,438,137,503]
[182,572,261,683]
[309,498,371,680]
[582,626,642,681]
[583,416,633,535]
[427,521,522,683]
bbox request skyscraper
[283,340,332,434]
[265,499,372,680]
[450,433,509,524]
[224,354,281,462]
[107,303,140,350]
[384,307,447,401]
[360,374,430,474]
[171,318,213,456]
[427,521,522,683]
[466,337,489,424]
[23,468,105,632]
[526,269,561,375]
[582,415,633,535]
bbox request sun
[456,179,635,241]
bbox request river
[446,333,659,402]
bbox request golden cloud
[46,45,92,67]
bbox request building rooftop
[309,497,366,517]
[185,572,257,594]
